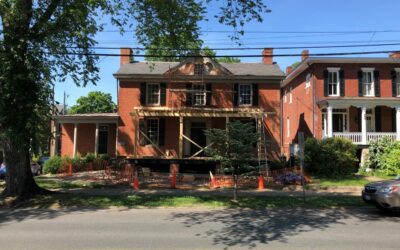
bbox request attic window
[194,64,204,75]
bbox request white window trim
[305,73,311,89]
[322,108,350,133]
[192,84,206,106]
[327,69,340,97]
[365,108,376,132]
[283,90,287,103]
[238,83,253,106]
[146,83,161,106]
[362,69,375,97]
[289,87,293,103]
[286,117,290,138]
[145,118,159,146]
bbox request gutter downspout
[310,63,315,136]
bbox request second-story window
[362,70,374,96]
[194,64,204,75]
[146,83,160,105]
[192,84,206,106]
[328,70,340,96]
[396,71,400,97]
[239,84,252,106]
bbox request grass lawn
[310,174,394,188]
[8,193,366,209]
[34,176,104,189]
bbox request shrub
[361,136,394,173]
[380,141,400,175]
[84,152,96,163]
[43,156,62,174]
[304,137,357,178]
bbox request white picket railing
[333,132,397,145]
[333,132,363,144]
[367,132,397,143]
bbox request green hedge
[43,154,112,174]
[304,137,357,177]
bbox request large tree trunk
[3,139,42,197]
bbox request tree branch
[30,0,63,34]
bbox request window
[305,73,311,88]
[396,71,400,97]
[194,64,204,75]
[98,125,108,154]
[146,83,160,105]
[289,87,293,103]
[238,84,252,106]
[192,84,206,106]
[146,119,159,145]
[362,70,374,96]
[283,90,287,103]
[328,70,340,96]
[286,117,290,138]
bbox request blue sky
[55,0,400,107]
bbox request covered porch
[319,98,400,145]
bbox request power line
[43,49,400,58]
[63,42,400,51]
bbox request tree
[0,0,269,197]
[291,61,301,69]
[69,91,117,114]
[201,47,241,63]
[205,121,259,201]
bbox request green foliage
[43,156,62,174]
[205,120,259,175]
[291,61,301,69]
[304,137,358,178]
[361,136,394,173]
[83,152,96,163]
[201,47,241,63]
[69,91,117,114]
[380,141,400,175]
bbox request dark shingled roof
[114,61,284,77]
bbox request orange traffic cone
[209,171,219,189]
[133,177,139,189]
[170,170,176,189]
[258,175,265,190]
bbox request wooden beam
[94,123,99,157]
[139,130,167,157]
[73,123,78,157]
[182,134,203,150]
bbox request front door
[98,126,108,154]
[332,114,344,132]
[190,122,207,156]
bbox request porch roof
[317,97,400,108]
[130,107,271,118]
[53,113,119,123]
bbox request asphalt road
[0,207,399,250]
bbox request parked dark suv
[362,176,400,211]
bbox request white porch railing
[333,132,363,144]
[333,132,397,145]
[367,132,397,143]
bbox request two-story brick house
[52,48,284,173]
[282,50,400,157]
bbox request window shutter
[158,118,165,146]
[140,83,146,106]
[358,71,363,97]
[392,108,396,132]
[391,70,397,97]
[374,71,380,97]
[375,106,381,132]
[357,108,362,131]
[233,84,239,106]
[323,70,328,97]
[160,83,166,106]
[206,84,212,106]
[339,70,345,97]
[252,83,259,106]
[139,119,147,146]
[186,83,192,106]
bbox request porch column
[94,123,99,156]
[178,116,183,158]
[73,123,78,157]
[361,106,367,144]
[51,121,57,156]
[327,106,333,137]
[396,107,400,141]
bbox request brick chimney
[286,66,293,75]
[262,48,273,64]
[120,48,133,65]
[389,51,400,59]
[301,50,309,61]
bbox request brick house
[282,50,400,157]
[52,48,284,173]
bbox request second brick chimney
[262,48,273,64]
[301,50,309,61]
[120,48,133,65]
[389,51,400,59]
